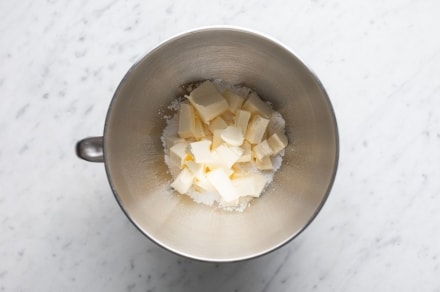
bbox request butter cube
[205,149,224,171]
[253,139,274,160]
[193,113,206,139]
[178,103,196,139]
[170,168,194,194]
[221,126,244,146]
[223,90,244,112]
[231,173,267,197]
[212,143,244,169]
[221,111,235,125]
[245,115,270,144]
[255,156,273,170]
[185,160,205,181]
[189,140,212,163]
[267,132,288,155]
[235,110,251,134]
[242,92,273,118]
[206,168,239,202]
[194,176,217,193]
[208,116,228,133]
[169,142,190,167]
[253,173,267,197]
[212,129,223,149]
[231,176,256,197]
[202,123,212,137]
[187,80,228,124]
[236,141,252,162]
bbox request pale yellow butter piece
[169,142,190,167]
[211,143,244,169]
[236,141,252,162]
[212,129,223,149]
[206,168,239,202]
[193,112,206,139]
[202,123,212,137]
[267,132,288,155]
[170,168,194,194]
[255,156,273,170]
[208,116,228,133]
[221,111,235,125]
[231,176,256,197]
[185,160,205,181]
[221,126,244,146]
[252,173,267,197]
[189,140,212,163]
[231,173,267,197]
[187,80,228,124]
[235,110,251,134]
[253,139,274,161]
[242,92,273,118]
[223,90,244,112]
[245,115,270,144]
[194,176,217,193]
[178,102,196,139]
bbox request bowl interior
[104,28,338,261]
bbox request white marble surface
[1,0,440,291]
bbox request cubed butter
[167,82,286,206]
[169,142,190,167]
[202,123,211,137]
[245,115,270,144]
[231,176,256,197]
[267,132,288,155]
[236,141,252,162]
[211,143,244,169]
[255,156,273,170]
[221,126,244,146]
[208,116,228,133]
[221,111,235,125]
[223,90,244,112]
[253,139,274,160]
[242,92,273,118]
[231,173,267,197]
[206,168,239,202]
[184,160,205,181]
[170,168,194,194]
[235,110,251,134]
[252,173,267,197]
[187,80,228,124]
[194,176,217,193]
[193,112,206,139]
[189,140,212,163]
[211,129,223,149]
[178,102,196,139]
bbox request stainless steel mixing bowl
[76,27,339,262]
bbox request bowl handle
[76,136,104,162]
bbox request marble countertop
[1,0,440,291]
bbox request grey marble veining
[1,0,440,291]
